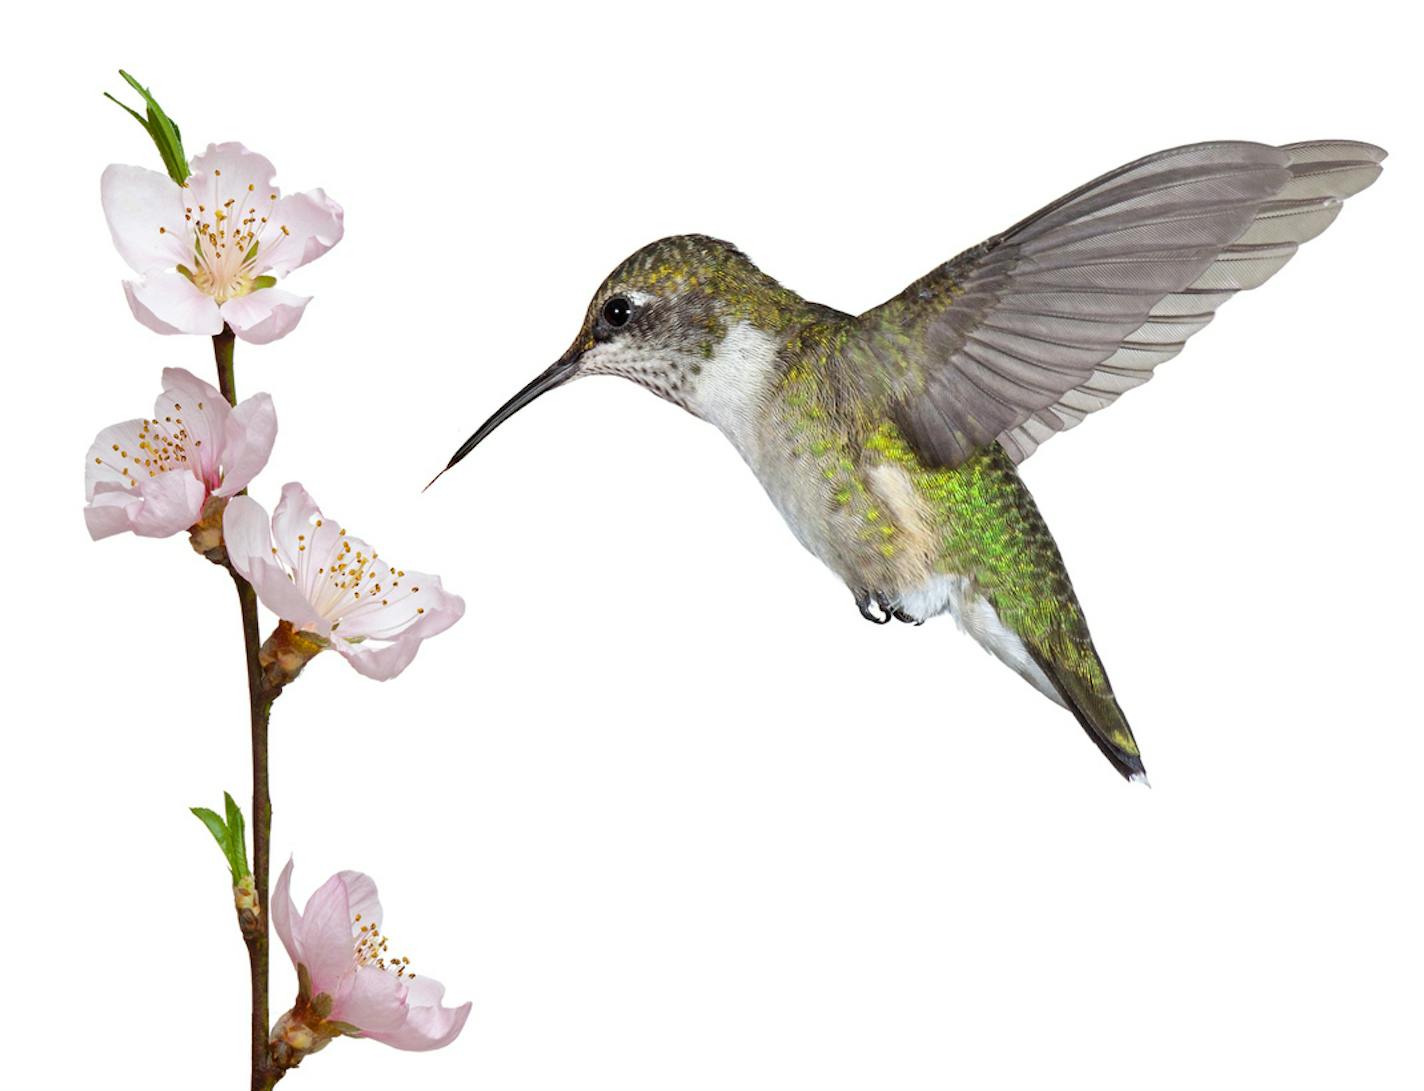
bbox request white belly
[898,575,1065,706]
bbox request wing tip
[1281,139,1388,164]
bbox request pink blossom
[85,368,276,540]
[101,142,342,344]
[223,483,464,680]
[273,859,471,1052]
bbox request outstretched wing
[856,141,1385,467]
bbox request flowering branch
[92,71,470,1088]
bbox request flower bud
[259,621,327,693]
[234,873,259,913]
[282,1021,316,1052]
[187,494,232,563]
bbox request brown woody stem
[213,326,284,1090]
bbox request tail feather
[1027,645,1146,783]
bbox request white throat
[684,321,780,456]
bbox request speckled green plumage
[865,424,1139,764]
[766,321,1140,772]
[597,236,1140,772]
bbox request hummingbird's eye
[602,296,633,329]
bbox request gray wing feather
[996,141,1385,461]
[861,141,1385,467]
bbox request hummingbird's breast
[689,320,938,595]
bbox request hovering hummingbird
[434,140,1384,782]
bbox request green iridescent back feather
[864,424,1140,768]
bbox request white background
[3,3,1418,1088]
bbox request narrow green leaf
[250,275,278,291]
[191,806,228,851]
[102,91,147,127]
[109,70,189,185]
[117,69,149,98]
[145,103,185,182]
[224,792,250,876]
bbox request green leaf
[191,806,229,852]
[224,792,249,876]
[191,794,251,885]
[102,92,146,127]
[106,70,189,185]
[250,275,278,291]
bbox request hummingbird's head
[432,235,809,484]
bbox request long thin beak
[425,354,581,490]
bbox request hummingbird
[434,140,1384,782]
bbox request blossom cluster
[87,125,469,1068]
[89,142,465,682]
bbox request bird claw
[854,589,892,624]
[854,589,925,626]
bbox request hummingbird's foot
[854,589,893,625]
[874,592,924,626]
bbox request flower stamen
[353,914,416,979]
[169,176,287,303]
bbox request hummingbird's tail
[1026,645,1147,784]
[916,443,1149,781]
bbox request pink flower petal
[261,189,344,275]
[336,871,383,931]
[272,858,304,974]
[269,482,323,568]
[268,483,349,605]
[100,163,190,275]
[299,873,362,999]
[368,976,472,1052]
[85,419,149,499]
[264,487,326,586]
[83,481,144,540]
[333,968,409,1037]
[186,143,281,219]
[215,393,277,496]
[332,634,425,681]
[124,274,223,336]
[332,571,465,642]
[125,471,207,538]
[157,367,226,414]
[222,497,326,629]
[221,289,311,345]
[156,368,230,488]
